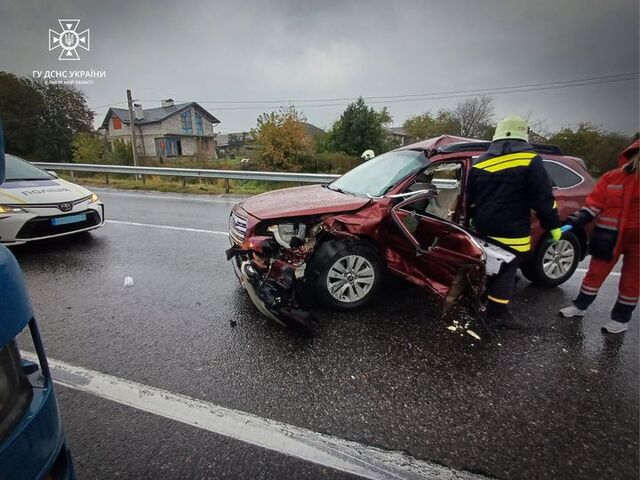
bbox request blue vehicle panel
[0,118,75,479]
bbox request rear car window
[543,160,583,188]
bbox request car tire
[521,231,581,287]
[310,240,383,311]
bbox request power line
[87,71,638,113]
[173,71,638,105]
[181,75,640,111]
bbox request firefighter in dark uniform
[468,115,562,329]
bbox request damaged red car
[226,136,594,330]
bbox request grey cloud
[0,0,637,134]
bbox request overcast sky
[1,0,638,134]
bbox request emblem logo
[48,19,90,61]
[58,203,73,212]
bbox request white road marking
[20,352,486,480]
[576,268,621,277]
[106,219,228,236]
[95,190,241,204]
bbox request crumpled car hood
[240,184,370,220]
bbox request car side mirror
[47,170,58,178]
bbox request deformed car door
[387,191,487,310]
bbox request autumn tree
[324,97,391,156]
[254,106,311,171]
[402,110,458,140]
[548,123,635,176]
[403,96,494,141]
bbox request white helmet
[361,149,375,160]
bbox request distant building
[384,126,416,147]
[299,122,325,139]
[100,99,220,158]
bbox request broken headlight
[267,223,307,249]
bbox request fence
[33,162,458,193]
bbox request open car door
[388,191,489,311]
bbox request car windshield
[328,150,426,197]
[4,154,53,181]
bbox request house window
[113,116,122,129]
[195,113,204,136]
[181,111,193,134]
[155,137,182,157]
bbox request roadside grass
[60,173,303,196]
[62,152,351,196]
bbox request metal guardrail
[33,162,340,184]
[32,162,459,192]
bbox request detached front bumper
[226,246,316,334]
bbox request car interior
[404,162,463,222]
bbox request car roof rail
[437,141,564,156]
[530,143,564,155]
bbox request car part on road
[521,231,581,286]
[233,254,317,335]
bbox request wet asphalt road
[11,187,639,480]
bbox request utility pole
[126,89,139,169]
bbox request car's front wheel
[310,240,383,310]
[521,231,581,287]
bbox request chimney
[161,98,174,108]
[133,103,144,120]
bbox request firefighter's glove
[550,228,562,242]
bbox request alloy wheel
[542,239,575,280]
[326,254,375,303]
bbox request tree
[0,72,45,158]
[548,123,634,176]
[32,82,94,161]
[0,71,94,162]
[324,97,390,156]
[453,96,494,139]
[402,96,494,141]
[254,105,311,171]
[109,139,133,165]
[403,110,458,140]
[72,132,105,163]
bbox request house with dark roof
[383,126,416,147]
[100,99,220,158]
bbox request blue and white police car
[0,154,104,245]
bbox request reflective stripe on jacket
[571,140,640,259]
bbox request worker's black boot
[486,304,525,330]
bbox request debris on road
[123,276,134,287]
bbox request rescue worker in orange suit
[468,115,562,329]
[559,140,639,334]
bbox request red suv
[227,136,594,328]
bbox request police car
[0,154,104,245]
